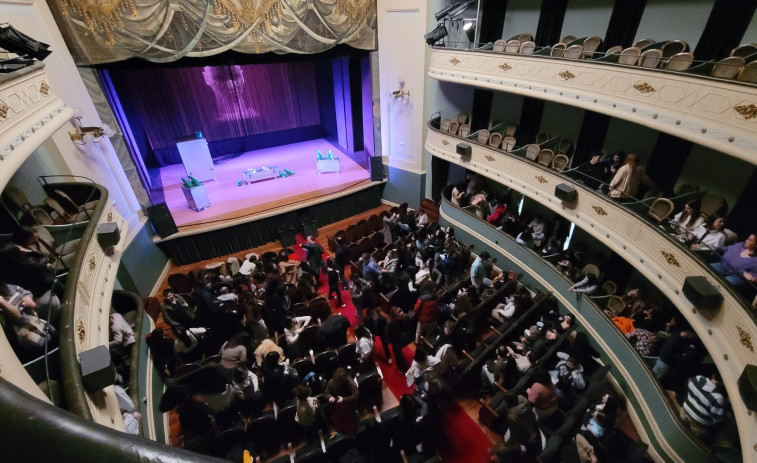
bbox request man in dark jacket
[334,237,351,287]
[301,235,325,277]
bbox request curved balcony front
[438,191,711,462]
[428,48,757,166]
[425,125,757,461]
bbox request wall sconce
[69,116,115,145]
[390,77,410,104]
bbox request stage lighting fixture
[434,4,456,21]
[448,1,475,20]
[69,116,116,145]
[425,24,448,46]
[0,24,51,61]
[463,20,477,43]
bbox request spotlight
[448,1,475,20]
[463,20,477,43]
[434,4,456,21]
[425,24,448,46]
[0,24,51,60]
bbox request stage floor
[158,139,372,229]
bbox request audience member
[711,233,757,297]
[218,331,248,369]
[283,315,311,359]
[607,153,654,200]
[526,370,558,420]
[470,251,493,290]
[691,216,728,251]
[161,289,196,330]
[569,273,600,295]
[325,258,345,307]
[681,372,729,439]
[670,200,705,241]
[300,236,325,277]
[324,367,360,434]
[413,288,439,344]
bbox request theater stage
[156,139,374,235]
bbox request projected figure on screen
[202,65,252,121]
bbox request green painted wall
[502,0,541,40]
[562,0,614,42]
[383,165,425,209]
[635,0,712,50]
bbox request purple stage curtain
[109,62,321,166]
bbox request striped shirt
[683,375,727,427]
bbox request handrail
[428,120,757,322]
[59,182,109,419]
[438,187,714,461]
[0,377,228,463]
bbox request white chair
[535,132,550,145]
[537,149,554,167]
[505,40,521,53]
[502,136,516,151]
[504,123,517,137]
[488,132,503,148]
[517,33,534,44]
[457,112,469,125]
[730,43,757,58]
[582,36,602,59]
[449,122,460,136]
[632,38,655,49]
[605,45,623,55]
[493,39,506,53]
[561,35,576,44]
[618,47,641,65]
[557,138,572,155]
[550,42,567,57]
[563,44,583,59]
[440,119,451,132]
[519,41,536,55]
[477,129,490,144]
[638,49,662,68]
[711,56,744,79]
[458,123,471,138]
[737,61,757,84]
[660,40,688,65]
[665,52,694,71]
[551,154,570,172]
[525,144,540,161]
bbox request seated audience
[161,289,196,330]
[252,337,285,368]
[691,216,728,251]
[470,251,493,290]
[526,370,558,420]
[0,279,56,355]
[283,315,311,359]
[355,325,375,372]
[569,273,600,295]
[173,325,206,363]
[218,331,248,369]
[294,385,324,442]
[607,153,654,200]
[669,200,705,241]
[711,233,757,297]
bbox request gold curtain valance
[47,0,377,65]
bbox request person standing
[681,372,729,439]
[334,236,351,287]
[301,236,325,277]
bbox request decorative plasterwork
[0,103,8,119]
[77,319,86,342]
[535,175,548,184]
[427,49,757,166]
[0,104,68,161]
[441,140,449,145]
[734,104,757,120]
[89,256,96,271]
[39,82,50,96]
[660,250,680,267]
[633,82,656,94]
[737,326,753,352]
[107,212,113,222]
[498,62,511,71]
[558,70,575,80]
[592,205,608,216]
[484,154,494,161]
[449,57,460,65]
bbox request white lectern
[176,134,215,182]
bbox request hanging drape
[694,0,757,61]
[107,62,321,165]
[603,0,646,49]
[47,0,377,65]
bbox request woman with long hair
[691,215,728,251]
[670,200,705,240]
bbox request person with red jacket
[413,289,439,344]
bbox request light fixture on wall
[69,115,115,145]
[390,77,410,103]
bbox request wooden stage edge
[153,179,386,243]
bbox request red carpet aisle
[291,234,492,461]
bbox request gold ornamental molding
[0,102,9,119]
[737,326,754,352]
[89,256,96,271]
[633,82,656,94]
[77,318,86,342]
[660,250,680,267]
[39,82,50,96]
[733,103,757,120]
[107,212,113,222]
[498,62,512,71]
[449,57,460,65]
[441,140,449,145]
[558,70,575,80]
[535,175,548,184]
[484,154,494,161]
[592,205,608,216]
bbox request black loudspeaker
[682,276,722,310]
[456,143,471,156]
[278,225,296,247]
[96,222,120,249]
[554,183,577,203]
[79,345,115,392]
[424,24,448,45]
[370,156,384,181]
[739,364,757,412]
[146,203,178,238]
[301,216,318,238]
